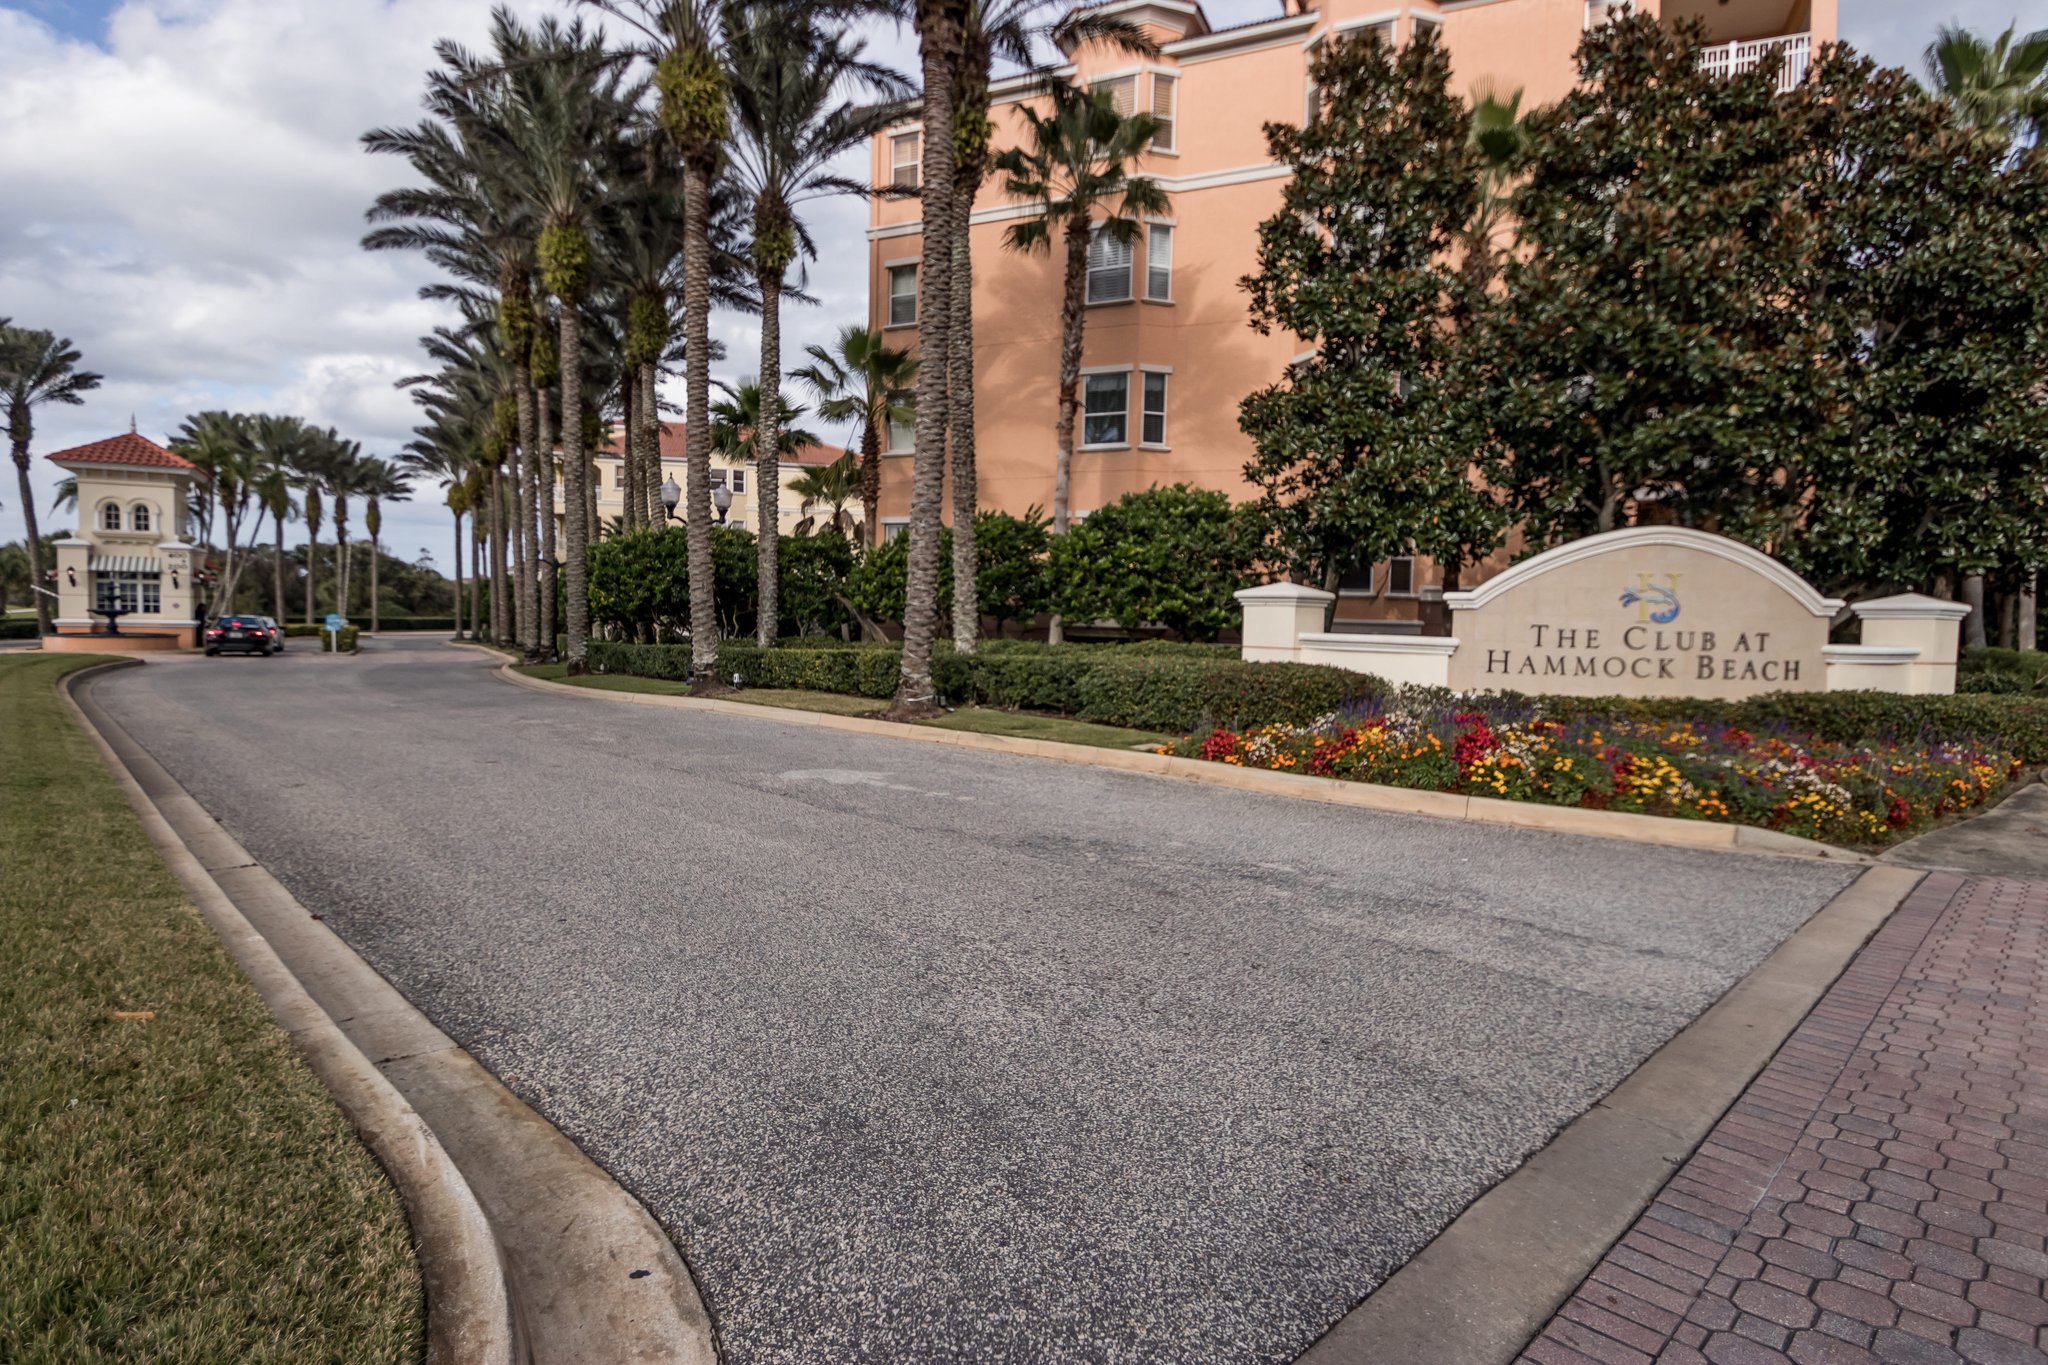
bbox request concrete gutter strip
[59,661,519,1365]
[66,662,718,1365]
[1292,862,1926,1365]
[488,656,1870,865]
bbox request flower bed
[1169,700,2024,846]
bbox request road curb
[481,652,1869,865]
[66,659,718,1365]
[58,659,520,1365]
[1292,861,1926,1365]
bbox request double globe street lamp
[659,474,733,526]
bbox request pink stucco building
[866,0,1831,623]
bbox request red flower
[1452,712,1497,769]
[1199,729,1240,763]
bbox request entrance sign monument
[1238,527,1969,699]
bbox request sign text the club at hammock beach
[1444,529,1841,700]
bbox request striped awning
[89,554,160,574]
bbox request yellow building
[552,423,853,549]
[867,0,1830,619]
[44,431,204,652]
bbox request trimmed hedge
[0,617,40,640]
[589,639,1387,731]
[320,625,361,653]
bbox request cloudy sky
[0,0,2027,571]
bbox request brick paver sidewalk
[1520,871,2048,1365]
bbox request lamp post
[658,475,733,526]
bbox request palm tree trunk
[451,508,464,639]
[12,441,51,634]
[622,367,641,534]
[948,164,980,654]
[304,508,321,625]
[756,264,782,647]
[682,158,720,685]
[860,416,882,552]
[470,514,483,641]
[272,513,286,624]
[2022,572,2039,653]
[334,506,348,619]
[510,445,529,645]
[536,384,557,658]
[1046,211,1091,646]
[561,304,591,666]
[895,4,963,709]
[514,370,539,656]
[640,359,662,528]
[489,469,507,646]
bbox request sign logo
[1620,576,1681,624]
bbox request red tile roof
[45,432,196,471]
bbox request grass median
[514,663,1168,748]
[0,654,423,1365]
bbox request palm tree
[793,325,916,548]
[401,419,479,639]
[326,443,374,619]
[495,15,627,669]
[1460,83,1530,296]
[582,0,735,688]
[358,457,412,634]
[993,84,1166,641]
[709,379,822,465]
[292,430,341,625]
[725,5,905,646]
[172,411,266,615]
[884,0,973,709]
[0,325,103,634]
[787,451,860,539]
[943,4,1154,653]
[250,414,309,626]
[1924,23,2048,152]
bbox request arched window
[101,503,123,531]
[131,503,152,532]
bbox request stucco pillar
[52,538,90,630]
[1235,582,1333,663]
[1852,594,1970,695]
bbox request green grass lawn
[514,664,1167,747]
[0,655,423,1365]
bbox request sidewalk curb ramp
[64,659,717,1365]
[477,645,1871,866]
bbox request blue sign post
[325,612,346,650]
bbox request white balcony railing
[1698,33,1810,92]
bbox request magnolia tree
[1237,31,1507,613]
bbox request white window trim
[1145,66,1180,157]
[1143,221,1175,303]
[1088,65,1143,86]
[1084,223,1136,306]
[1337,564,1378,598]
[1138,366,1171,450]
[1385,554,1420,599]
[1079,366,1134,451]
[881,517,910,541]
[884,261,919,329]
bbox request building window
[1141,371,1168,446]
[1412,16,1441,44]
[882,518,909,542]
[1146,224,1173,301]
[887,415,914,453]
[96,571,160,614]
[1338,563,1376,596]
[131,503,152,532]
[728,518,746,531]
[890,132,920,189]
[887,264,918,326]
[1086,226,1132,304]
[1150,73,1177,152]
[1092,74,1135,116]
[1082,372,1129,447]
[709,469,727,489]
[1364,21,1395,46]
[102,503,122,531]
[1386,554,1416,597]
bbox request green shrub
[717,641,900,696]
[0,617,38,640]
[1046,485,1255,641]
[846,528,950,627]
[1075,657,1388,731]
[319,625,361,653]
[1960,648,2048,694]
[587,640,694,679]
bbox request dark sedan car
[205,615,277,656]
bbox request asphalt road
[93,639,1858,1364]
